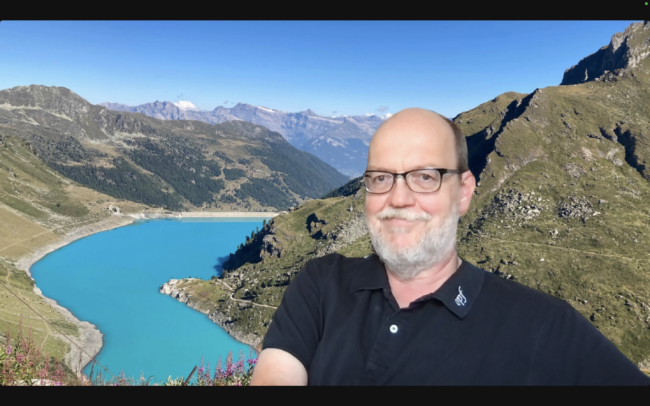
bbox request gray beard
[367,206,459,280]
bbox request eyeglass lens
[364,169,442,193]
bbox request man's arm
[250,259,324,385]
[250,349,308,386]
[530,301,650,385]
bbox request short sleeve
[530,302,650,385]
[261,259,323,371]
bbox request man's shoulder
[298,253,378,286]
[303,253,375,273]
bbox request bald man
[250,109,650,386]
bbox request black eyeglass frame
[363,168,465,194]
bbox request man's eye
[375,175,386,183]
[420,174,432,181]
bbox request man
[250,108,650,385]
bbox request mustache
[375,207,432,221]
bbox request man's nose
[387,176,415,207]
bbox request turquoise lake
[30,217,270,383]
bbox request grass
[0,259,76,362]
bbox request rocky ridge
[562,21,650,85]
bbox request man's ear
[457,170,476,216]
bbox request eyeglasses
[363,168,464,194]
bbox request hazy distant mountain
[99,101,386,177]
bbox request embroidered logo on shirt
[454,286,467,306]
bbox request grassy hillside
[0,134,148,372]
[450,58,650,365]
[0,135,140,261]
[0,258,77,365]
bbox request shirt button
[389,324,398,333]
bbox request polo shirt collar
[350,254,485,319]
[349,254,388,291]
[417,260,485,319]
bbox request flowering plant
[0,317,65,386]
[194,350,256,386]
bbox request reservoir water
[30,217,270,383]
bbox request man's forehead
[374,108,453,137]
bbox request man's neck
[385,249,461,309]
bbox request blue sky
[0,21,638,118]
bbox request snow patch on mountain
[173,100,201,111]
[326,138,345,148]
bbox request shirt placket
[356,309,412,385]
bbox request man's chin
[380,235,422,251]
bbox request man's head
[364,108,475,280]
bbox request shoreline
[160,279,261,351]
[128,211,279,219]
[15,214,136,373]
[14,211,276,374]
[15,211,279,275]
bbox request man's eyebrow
[365,166,441,172]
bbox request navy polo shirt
[262,253,650,385]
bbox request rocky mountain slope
[170,22,650,369]
[100,101,385,177]
[0,86,348,212]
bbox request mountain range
[0,85,349,212]
[99,101,386,177]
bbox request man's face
[365,109,475,278]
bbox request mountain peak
[300,109,318,117]
[561,21,650,85]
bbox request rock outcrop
[159,279,259,347]
[561,21,650,85]
[159,279,191,303]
